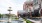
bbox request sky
[0,0,26,15]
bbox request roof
[24,0,33,4]
[18,10,28,14]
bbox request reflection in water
[0,21,18,23]
[0,18,23,23]
[0,22,3,23]
[12,21,18,23]
[0,20,23,23]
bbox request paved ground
[27,19,41,23]
[19,17,41,23]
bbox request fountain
[7,7,12,23]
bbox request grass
[15,17,19,20]
[26,20,32,23]
[23,18,32,23]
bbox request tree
[0,14,3,18]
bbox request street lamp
[7,7,12,23]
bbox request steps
[27,19,41,23]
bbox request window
[33,0,38,5]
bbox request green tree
[0,14,3,18]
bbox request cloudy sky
[0,0,26,15]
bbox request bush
[26,20,32,23]
[15,17,19,20]
[23,18,32,23]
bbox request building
[23,0,33,12]
[17,0,42,18]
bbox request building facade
[17,0,42,18]
[23,0,33,12]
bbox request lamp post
[7,7,12,23]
